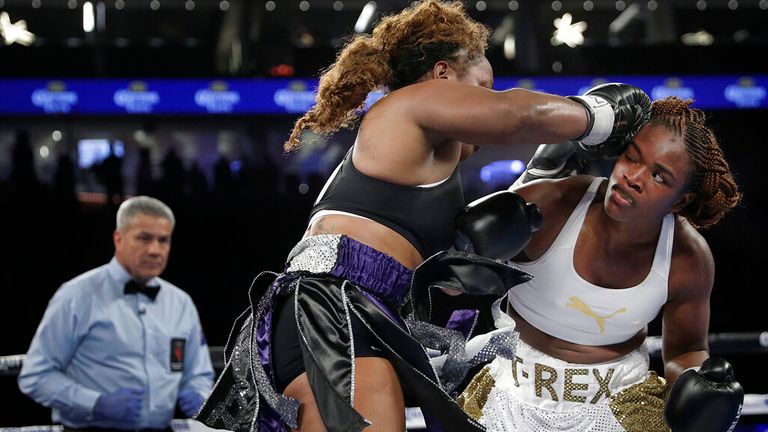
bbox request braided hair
[650,97,740,228]
[284,0,490,153]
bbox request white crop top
[508,177,674,346]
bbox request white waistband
[486,339,649,412]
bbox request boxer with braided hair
[650,97,739,228]
[198,1,650,431]
[459,97,743,431]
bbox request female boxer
[460,97,742,432]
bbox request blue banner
[0,75,765,115]
[493,75,768,110]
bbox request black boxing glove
[569,82,651,159]
[511,140,587,187]
[455,190,542,262]
[664,357,744,432]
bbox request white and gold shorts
[459,339,670,432]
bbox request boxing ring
[2,331,767,431]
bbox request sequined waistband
[285,234,413,307]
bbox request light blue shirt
[18,257,215,429]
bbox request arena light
[609,3,640,34]
[480,160,526,184]
[681,30,713,46]
[83,2,95,33]
[97,1,106,32]
[504,34,517,60]
[503,34,516,60]
[0,12,36,46]
[491,15,517,60]
[551,13,586,48]
[491,15,515,45]
[355,1,377,33]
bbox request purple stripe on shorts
[328,236,413,307]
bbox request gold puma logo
[566,296,626,334]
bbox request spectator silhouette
[258,154,280,198]
[187,161,208,197]
[95,142,124,206]
[9,129,44,196]
[235,157,258,198]
[243,153,280,199]
[135,147,157,197]
[53,153,77,206]
[213,154,233,196]
[159,147,185,201]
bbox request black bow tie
[124,280,161,301]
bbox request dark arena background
[0,0,767,430]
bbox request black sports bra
[310,148,464,258]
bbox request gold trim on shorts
[458,365,495,421]
[609,371,671,432]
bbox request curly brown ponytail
[650,97,740,228]
[284,35,390,153]
[283,0,490,153]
